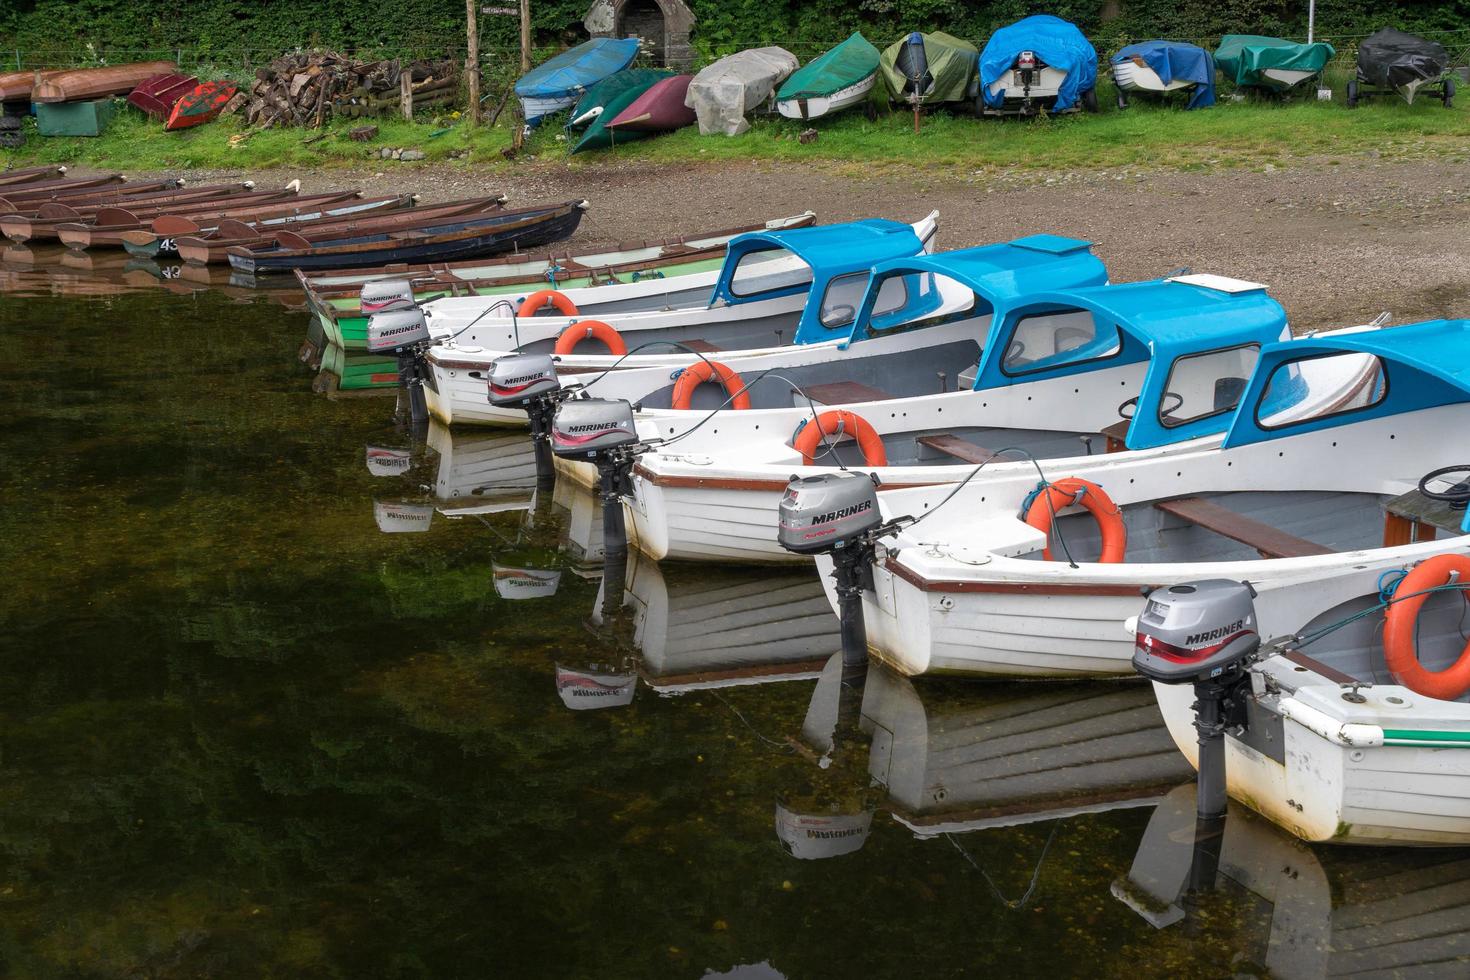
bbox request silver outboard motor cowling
[365,307,436,425]
[1133,579,1260,822]
[359,278,416,316]
[490,352,565,489]
[551,397,643,560]
[778,472,883,555]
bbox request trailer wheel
[1082,87,1100,113]
[1444,77,1456,109]
[1346,80,1358,108]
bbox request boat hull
[777,72,877,120]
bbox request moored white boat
[821,319,1470,679]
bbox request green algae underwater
[0,265,1458,979]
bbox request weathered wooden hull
[32,61,177,102]
[121,194,405,259]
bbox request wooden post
[519,0,532,74]
[464,0,480,125]
[401,69,413,121]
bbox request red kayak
[606,74,696,133]
[165,81,238,131]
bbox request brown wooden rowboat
[119,194,411,257]
[32,61,178,103]
[3,184,259,243]
[57,191,360,250]
[176,195,506,264]
[0,165,68,187]
[0,180,223,219]
[0,69,54,102]
[0,175,135,207]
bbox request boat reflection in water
[1116,784,1470,978]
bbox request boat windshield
[818,271,907,329]
[1158,344,1260,428]
[1000,307,1122,375]
[866,271,988,334]
[727,246,813,299]
[1256,351,1387,429]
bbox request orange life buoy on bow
[519,289,579,317]
[1022,477,1127,563]
[553,320,627,356]
[1383,554,1470,700]
[671,360,751,411]
[793,410,887,466]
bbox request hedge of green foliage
[3,0,1468,69]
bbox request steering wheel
[1118,391,1184,421]
[822,304,856,327]
[1419,465,1470,509]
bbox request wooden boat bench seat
[916,434,997,465]
[800,381,896,406]
[678,339,722,354]
[1099,420,1131,453]
[1155,497,1334,559]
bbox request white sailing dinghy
[616,269,1293,564]
[813,319,1470,680]
[417,215,940,425]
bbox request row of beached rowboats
[0,166,589,273]
[327,209,1470,849]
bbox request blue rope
[1377,568,1407,603]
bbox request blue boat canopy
[846,235,1104,345]
[1223,319,1470,450]
[1113,41,1216,109]
[979,15,1097,110]
[971,274,1289,449]
[709,218,930,344]
[516,38,640,102]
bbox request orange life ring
[1383,554,1470,700]
[793,410,887,466]
[671,360,751,411]
[519,289,579,317]
[553,320,627,356]
[1022,477,1127,563]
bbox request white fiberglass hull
[776,73,877,120]
[1111,61,1193,94]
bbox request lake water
[2,253,1463,978]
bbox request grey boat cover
[686,46,799,136]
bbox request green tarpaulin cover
[1215,35,1335,89]
[569,69,671,130]
[879,31,978,105]
[778,32,880,101]
[572,71,669,153]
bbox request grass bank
[4,80,1467,178]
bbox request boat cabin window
[728,246,814,299]
[867,272,990,334]
[1257,352,1388,429]
[819,271,908,329]
[1001,308,1122,376]
[1158,344,1260,427]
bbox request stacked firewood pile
[243,51,459,128]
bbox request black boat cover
[1357,28,1448,89]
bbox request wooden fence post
[465,0,480,125]
[519,0,531,74]
[401,69,413,121]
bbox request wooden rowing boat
[121,194,410,260]
[127,73,199,120]
[3,183,257,243]
[0,165,68,187]
[59,190,359,250]
[0,174,135,207]
[164,81,238,130]
[32,61,177,103]
[177,195,506,265]
[0,69,54,103]
[228,201,587,275]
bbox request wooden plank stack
[243,51,459,128]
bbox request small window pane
[1159,345,1260,428]
[1002,308,1122,375]
[1257,352,1387,429]
[729,247,812,298]
[819,272,908,329]
[869,272,987,333]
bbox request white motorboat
[617,271,1295,564]
[419,214,940,426]
[1109,41,1215,110]
[807,319,1470,680]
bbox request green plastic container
[36,97,116,136]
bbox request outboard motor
[778,472,896,667]
[1133,580,1261,820]
[488,352,564,489]
[551,397,643,562]
[366,307,436,425]
[359,278,416,316]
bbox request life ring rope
[552,320,627,356]
[671,360,751,411]
[1021,477,1126,563]
[519,289,578,318]
[1383,554,1470,700]
[792,410,887,466]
